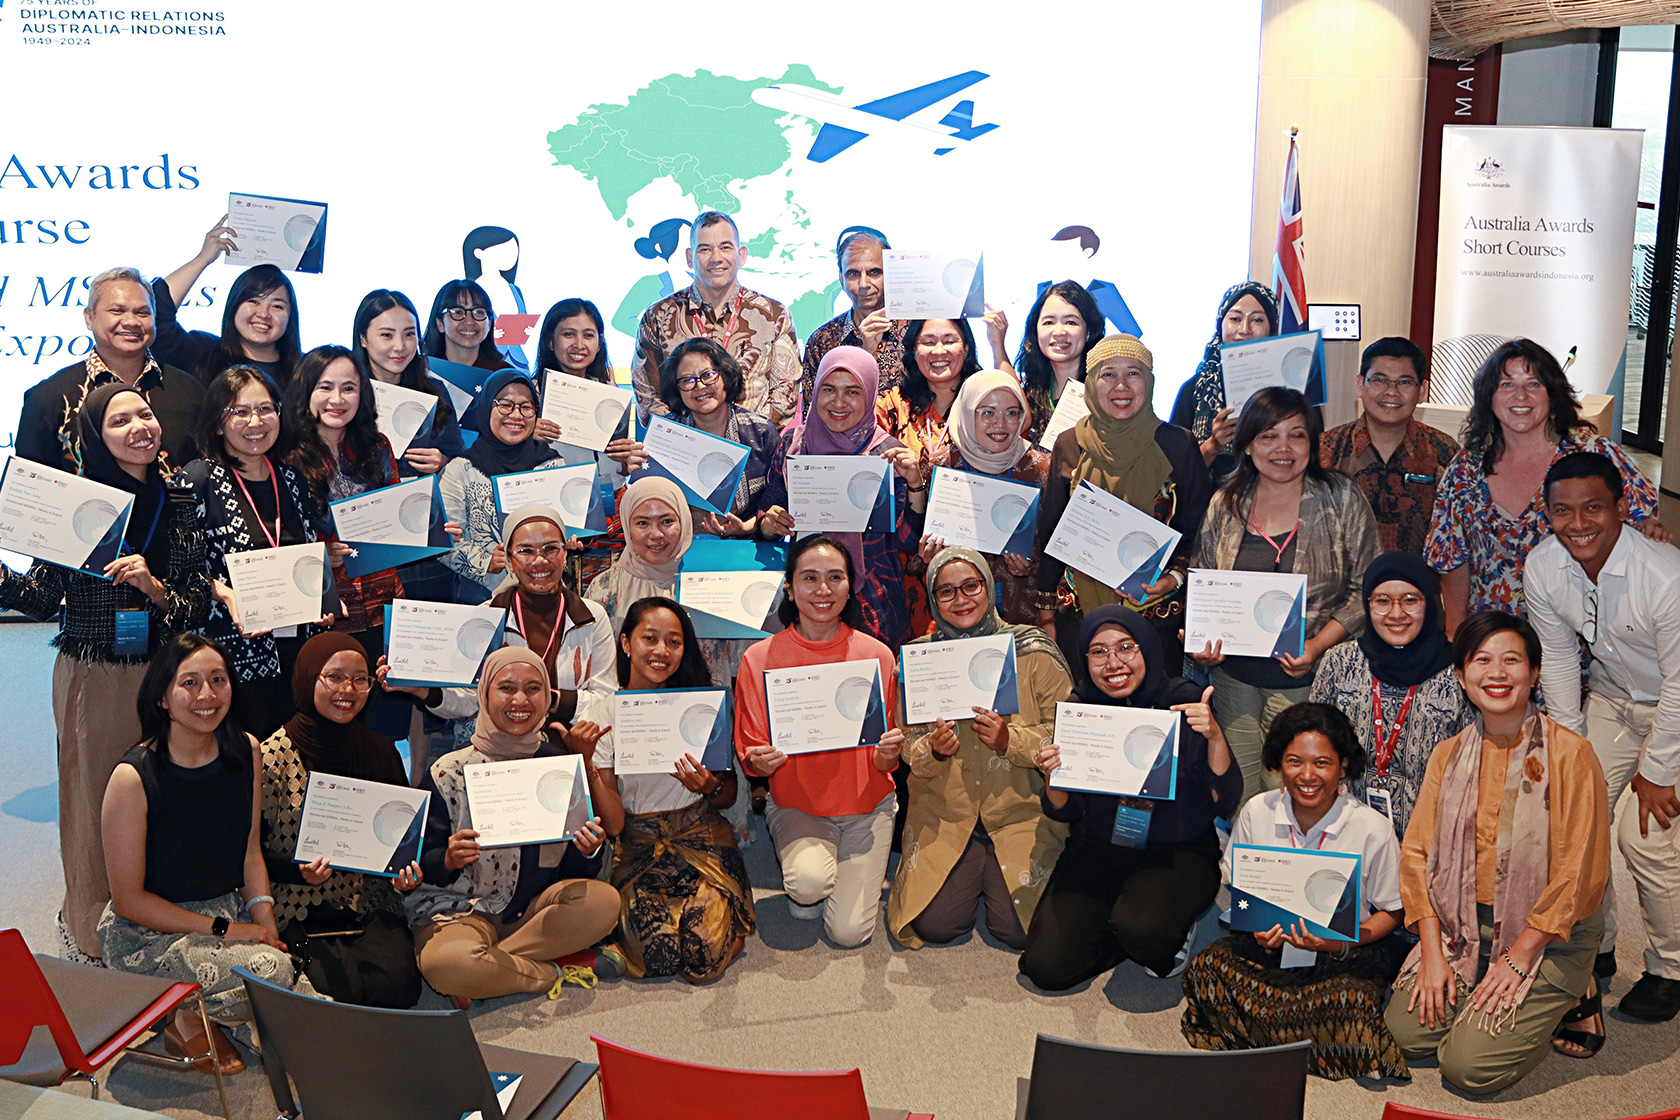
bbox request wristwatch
[210,916,230,938]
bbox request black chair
[1020,1034,1310,1120]
[236,968,596,1120]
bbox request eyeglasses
[492,399,537,418]
[444,307,490,322]
[319,670,373,693]
[1583,587,1598,644]
[1369,593,1426,612]
[1364,375,1419,391]
[223,403,278,424]
[1086,641,1141,662]
[976,406,1025,422]
[512,543,566,560]
[932,578,986,604]
[677,368,722,391]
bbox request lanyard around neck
[231,457,281,549]
[1248,517,1299,571]
[692,289,746,351]
[513,590,564,666]
[1370,678,1418,778]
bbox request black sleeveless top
[126,741,252,904]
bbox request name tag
[1365,784,1394,822]
[1110,800,1154,849]
[1281,944,1318,969]
[113,609,149,657]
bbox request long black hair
[900,318,982,412]
[423,279,506,369]
[535,298,612,384]
[195,365,292,467]
[285,344,388,506]
[777,534,865,629]
[207,265,302,386]
[1462,338,1589,473]
[351,289,455,436]
[1216,385,1327,515]
[136,633,251,768]
[616,596,712,688]
[1016,280,1105,427]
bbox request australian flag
[1271,133,1307,336]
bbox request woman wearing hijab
[759,346,922,648]
[405,647,620,1000]
[1170,281,1280,473]
[258,633,423,1006]
[1384,612,1611,1093]
[1018,605,1241,990]
[1035,335,1212,668]
[0,383,212,962]
[439,369,565,603]
[886,548,1073,950]
[1309,552,1474,837]
[915,371,1052,631]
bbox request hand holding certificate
[540,369,633,453]
[1219,330,1326,416]
[384,599,507,688]
[0,458,132,576]
[1049,702,1180,800]
[369,379,439,458]
[226,192,328,272]
[785,455,893,534]
[1045,481,1182,602]
[1035,382,1088,451]
[884,248,985,319]
[293,773,429,877]
[640,416,750,515]
[612,688,733,776]
[1183,568,1307,658]
[922,467,1038,557]
[493,462,607,537]
[465,754,594,847]
[328,474,452,578]
[1229,844,1362,943]
[901,633,1020,724]
[765,659,887,754]
[225,542,332,633]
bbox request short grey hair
[87,266,154,313]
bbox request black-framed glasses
[677,368,722,391]
[320,670,374,693]
[932,578,986,604]
[223,403,279,424]
[444,307,490,322]
[1583,587,1598,645]
[492,399,537,418]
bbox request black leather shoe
[1594,950,1618,978]
[1619,973,1680,1022]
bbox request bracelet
[907,483,928,493]
[245,894,274,911]
[1501,948,1530,979]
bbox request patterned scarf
[911,546,1070,679]
[1185,281,1279,444]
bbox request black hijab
[75,382,170,572]
[1073,603,1187,709]
[1358,551,1453,688]
[281,632,405,783]
[462,369,558,477]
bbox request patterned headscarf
[1186,281,1280,443]
[911,546,1070,677]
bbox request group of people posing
[5,209,1678,1099]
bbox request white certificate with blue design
[1219,329,1327,415]
[1183,568,1308,658]
[383,599,507,688]
[678,569,782,639]
[328,474,452,578]
[900,633,1020,724]
[786,455,894,534]
[493,461,608,537]
[922,466,1038,557]
[765,658,888,754]
[225,542,330,632]
[368,378,438,459]
[1229,844,1362,943]
[225,192,327,273]
[1048,702,1180,800]
[611,687,733,776]
[0,457,132,577]
[465,754,594,848]
[293,773,429,877]
[639,416,750,516]
[1034,381,1088,451]
[883,248,985,319]
[540,369,633,453]
[1045,480,1182,600]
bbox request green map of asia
[546,66,846,340]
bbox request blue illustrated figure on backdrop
[462,225,530,371]
[612,218,693,340]
[1040,225,1142,338]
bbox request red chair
[1381,1107,1679,1120]
[592,1035,932,1120]
[0,928,230,1119]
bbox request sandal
[1552,977,1606,1058]
[164,1019,245,1075]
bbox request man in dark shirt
[799,227,908,415]
[1318,336,1459,555]
[15,266,205,475]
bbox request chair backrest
[1381,1107,1680,1120]
[592,1035,872,1120]
[0,929,89,1075]
[236,968,503,1120]
[1024,1034,1310,1120]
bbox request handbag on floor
[282,907,422,1009]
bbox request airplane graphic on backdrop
[751,71,999,162]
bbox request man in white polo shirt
[1525,451,1680,1022]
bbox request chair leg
[197,993,232,1120]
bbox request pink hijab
[791,346,892,456]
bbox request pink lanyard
[513,591,564,667]
[231,457,281,548]
[692,290,746,351]
[1248,518,1299,571]
[1288,823,1328,850]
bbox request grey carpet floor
[3,622,1677,1120]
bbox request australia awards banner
[1431,126,1641,411]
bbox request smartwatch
[210,916,230,938]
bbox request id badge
[1110,799,1154,849]
[1281,943,1318,969]
[113,609,149,657]
[1365,782,1394,822]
